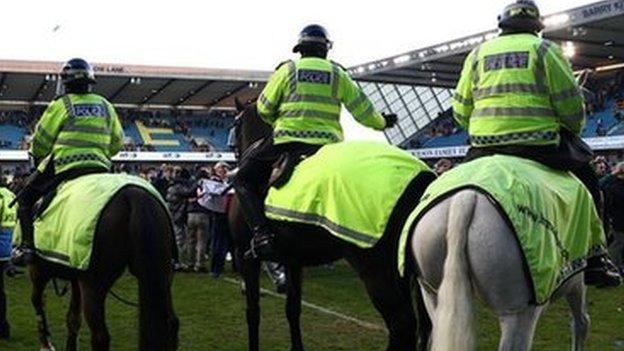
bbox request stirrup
[244,230,277,261]
[11,246,36,267]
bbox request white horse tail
[432,191,477,351]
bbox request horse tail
[127,186,179,351]
[432,191,477,351]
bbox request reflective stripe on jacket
[257,57,386,145]
[453,33,585,147]
[30,93,125,174]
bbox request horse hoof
[40,345,56,351]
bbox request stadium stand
[405,74,624,149]
[0,108,236,152]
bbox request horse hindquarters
[413,190,541,351]
[122,187,179,351]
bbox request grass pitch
[1,262,623,350]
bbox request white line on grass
[223,277,386,332]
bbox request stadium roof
[350,0,624,88]
[0,59,270,110]
[349,0,624,146]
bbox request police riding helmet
[293,24,333,56]
[60,58,96,94]
[498,0,545,33]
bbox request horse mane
[236,100,273,153]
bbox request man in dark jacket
[186,169,212,272]
[603,162,624,273]
[166,166,195,270]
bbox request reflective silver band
[63,125,110,134]
[265,205,378,246]
[287,61,297,98]
[534,40,553,90]
[55,138,109,149]
[284,94,340,106]
[258,93,276,112]
[281,109,340,121]
[346,91,369,111]
[472,107,555,118]
[551,88,581,102]
[453,93,473,105]
[331,64,340,98]
[473,83,547,100]
[472,45,482,87]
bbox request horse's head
[232,98,273,158]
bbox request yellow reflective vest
[257,57,386,145]
[30,93,124,174]
[453,33,585,147]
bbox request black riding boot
[573,165,623,288]
[234,184,278,261]
[585,255,622,288]
[12,205,36,267]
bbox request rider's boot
[584,254,622,288]
[11,243,35,267]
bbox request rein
[110,289,139,308]
[51,278,138,307]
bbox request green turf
[0,262,623,350]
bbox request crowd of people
[135,162,235,277]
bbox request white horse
[411,190,588,351]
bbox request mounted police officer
[234,24,397,260]
[453,0,621,287]
[11,58,125,266]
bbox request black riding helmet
[60,58,96,94]
[498,0,545,33]
[292,24,333,54]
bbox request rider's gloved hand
[382,113,398,129]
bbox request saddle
[269,152,307,189]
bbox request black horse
[27,185,179,351]
[228,99,434,351]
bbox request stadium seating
[0,111,234,152]
[413,96,624,149]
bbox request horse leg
[30,266,55,351]
[242,257,262,351]
[285,265,304,351]
[498,306,543,351]
[566,280,589,351]
[65,280,82,351]
[79,280,110,351]
[348,256,416,351]
[417,284,436,351]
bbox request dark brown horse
[229,100,434,351]
[28,185,179,351]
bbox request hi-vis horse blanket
[14,173,166,270]
[265,141,432,248]
[398,155,606,304]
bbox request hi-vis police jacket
[257,57,387,145]
[453,33,585,147]
[30,93,124,174]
